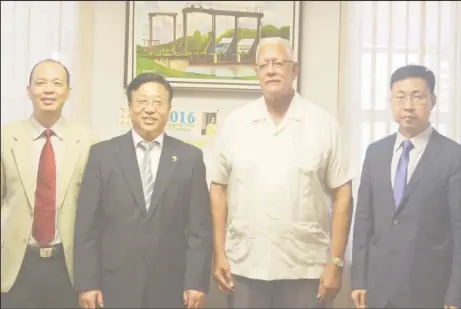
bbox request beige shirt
[28,116,66,246]
[132,130,164,187]
[391,125,433,187]
[211,93,354,281]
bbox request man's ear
[293,62,300,79]
[66,86,72,101]
[429,94,437,110]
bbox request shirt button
[393,219,398,225]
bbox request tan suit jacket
[1,119,98,293]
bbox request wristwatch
[330,257,344,268]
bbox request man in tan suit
[1,59,98,308]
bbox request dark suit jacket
[351,130,461,308]
[73,132,213,308]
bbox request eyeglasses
[133,100,167,110]
[391,94,430,106]
[256,60,293,72]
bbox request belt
[27,243,64,258]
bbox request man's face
[390,77,435,135]
[256,43,298,98]
[27,61,70,113]
[129,82,171,139]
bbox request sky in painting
[133,1,294,45]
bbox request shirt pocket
[232,154,254,185]
[291,149,322,191]
[229,154,257,217]
[289,150,326,223]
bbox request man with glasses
[351,65,461,309]
[210,37,354,308]
[73,73,213,308]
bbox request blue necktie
[393,140,414,208]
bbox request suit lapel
[10,127,35,212]
[147,135,178,217]
[382,134,399,212]
[397,130,443,210]
[115,132,146,213]
[57,127,84,208]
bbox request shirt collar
[394,124,433,153]
[132,129,164,148]
[29,116,66,141]
[250,91,303,122]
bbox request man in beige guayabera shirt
[209,37,355,308]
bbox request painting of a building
[126,1,301,89]
[215,37,232,54]
[237,38,255,53]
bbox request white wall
[88,1,342,139]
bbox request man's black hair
[390,64,435,93]
[126,72,173,104]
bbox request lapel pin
[172,156,177,162]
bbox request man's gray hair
[255,37,295,62]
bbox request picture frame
[123,1,303,91]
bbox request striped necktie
[138,140,158,210]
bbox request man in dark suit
[73,73,213,309]
[351,64,461,309]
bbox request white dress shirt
[210,93,354,281]
[391,125,433,187]
[132,130,163,189]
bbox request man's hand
[444,305,458,309]
[183,290,205,308]
[317,261,342,304]
[79,290,104,309]
[351,289,367,308]
[213,254,234,294]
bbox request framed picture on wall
[123,1,302,91]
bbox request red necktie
[32,128,56,247]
